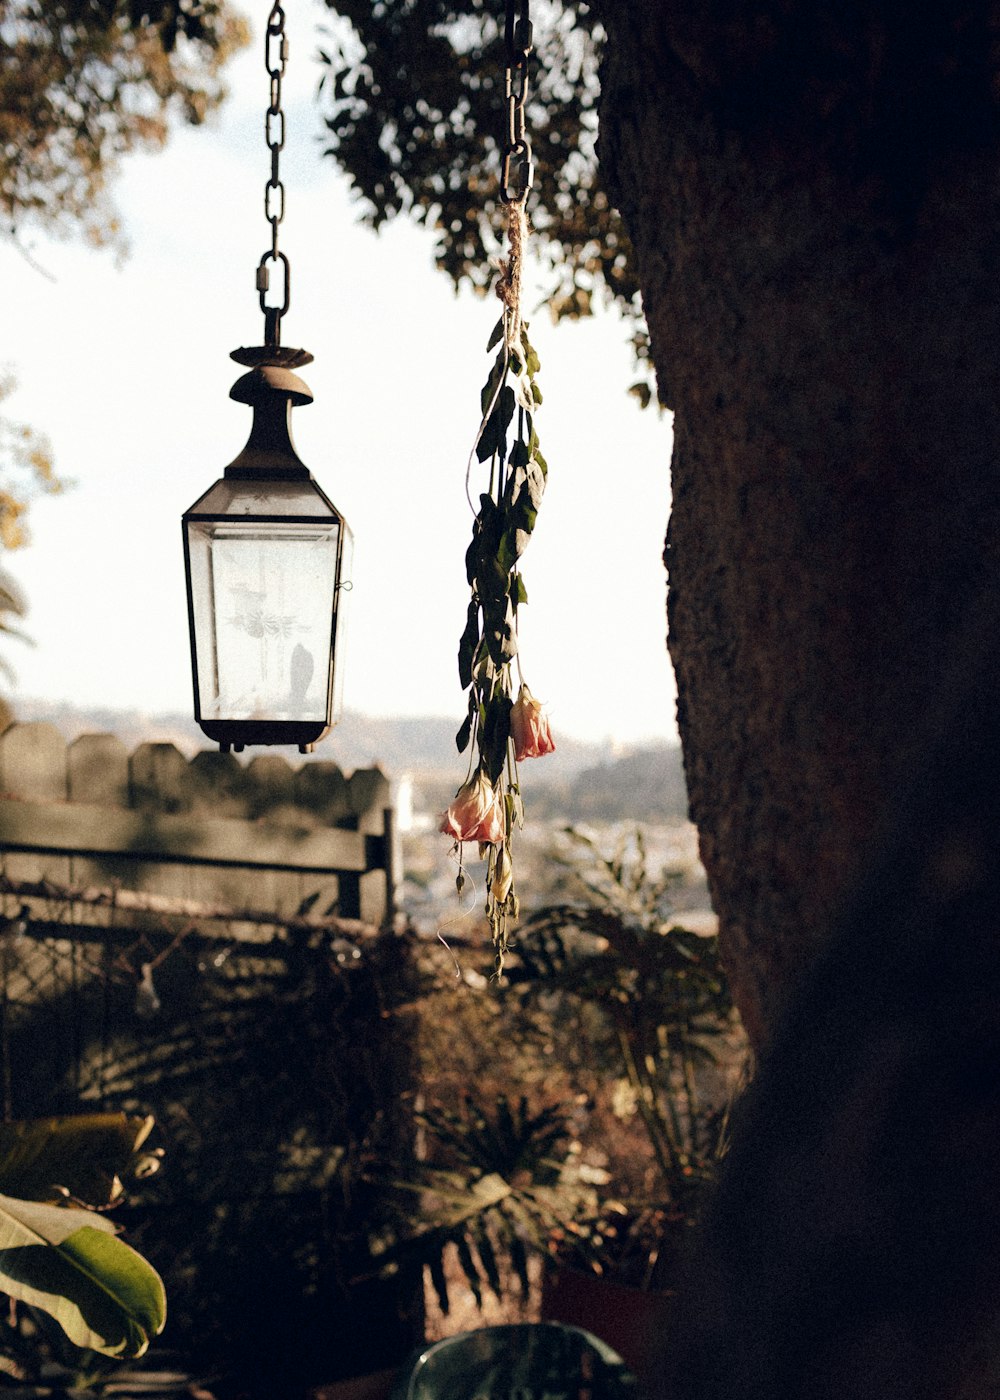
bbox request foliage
[368,1093,600,1314]
[380,825,737,1307]
[0,378,61,554]
[0,1112,161,1207]
[0,374,69,683]
[0,0,250,251]
[503,827,742,1284]
[317,1,651,383]
[0,2,247,667]
[0,563,29,687]
[0,1113,165,1360]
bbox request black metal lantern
[182,2,352,754]
[182,348,352,754]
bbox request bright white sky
[1,0,677,746]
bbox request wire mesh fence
[0,871,422,1393]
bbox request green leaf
[457,601,480,690]
[520,459,546,513]
[509,574,528,607]
[482,694,513,784]
[0,1195,166,1358]
[466,497,503,587]
[499,459,547,564]
[479,349,507,418]
[509,1231,531,1297]
[483,595,518,671]
[496,529,520,575]
[455,711,472,754]
[428,1249,450,1315]
[513,369,534,413]
[508,439,530,470]
[473,1224,502,1298]
[476,385,516,464]
[520,329,541,377]
[418,1172,511,1229]
[0,1115,155,1208]
[486,318,505,352]
[454,1234,482,1308]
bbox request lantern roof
[183,476,342,521]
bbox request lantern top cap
[228,345,314,408]
[231,344,314,370]
[230,363,313,408]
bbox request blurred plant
[0,1,249,251]
[0,1113,166,1367]
[0,565,30,688]
[0,373,71,690]
[366,1093,600,1314]
[503,826,742,1284]
[0,376,62,555]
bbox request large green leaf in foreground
[0,1193,165,1357]
[0,1113,156,1206]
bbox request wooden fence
[0,722,419,1389]
[0,722,398,925]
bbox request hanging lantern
[182,349,352,754]
[181,3,351,754]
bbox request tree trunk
[595,2,1000,1048]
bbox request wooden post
[382,805,399,926]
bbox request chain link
[500,0,533,204]
[255,1,290,345]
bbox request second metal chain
[256,1,290,345]
[501,0,534,204]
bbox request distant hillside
[12,699,603,773]
[10,698,688,824]
[563,744,689,821]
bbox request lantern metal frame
[182,346,352,754]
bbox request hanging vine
[440,1,555,968]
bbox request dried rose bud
[510,683,555,761]
[439,771,506,845]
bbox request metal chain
[256,1,290,346]
[501,0,534,204]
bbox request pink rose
[440,772,506,844]
[510,684,555,761]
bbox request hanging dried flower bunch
[440,204,555,965]
[440,1,555,966]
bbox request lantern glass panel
[331,520,354,723]
[189,478,336,518]
[186,514,341,724]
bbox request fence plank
[0,798,371,873]
[246,755,297,817]
[0,724,68,801]
[189,751,251,818]
[130,743,194,813]
[349,768,392,835]
[1,851,73,887]
[295,761,352,824]
[68,735,129,807]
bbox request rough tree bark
[594,1,1000,1048]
